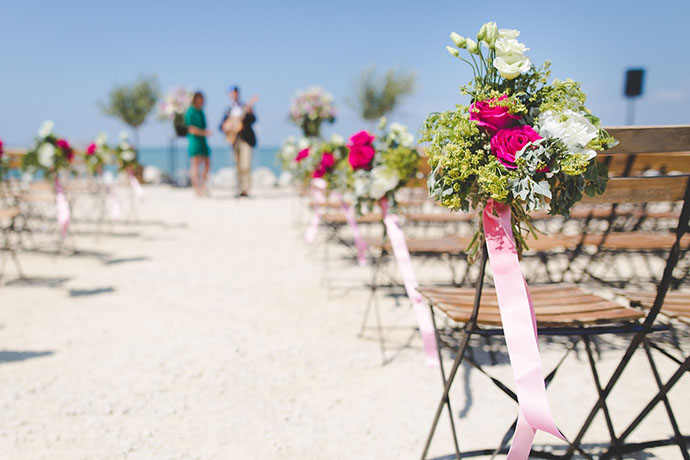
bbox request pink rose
[347,130,375,170]
[469,95,520,135]
[490,125,542,169]
[86,143,96,155]
[295,148,309,163]
[56,139,70,150]
[0,139,3,157]
[313,152,335,178]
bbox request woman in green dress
[185,91,212,196]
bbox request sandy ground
[0,185,688,460]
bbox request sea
[138,144,282,179]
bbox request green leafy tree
[349,67,416,121]
[100,75,160,149]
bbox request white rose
[38,120,54,138]
[121,150,136,162]
[494,38,528,56]
[369,166,400,200]
[37,143,56,168]
[493,54,531,80]
[498,28,520,39]
[538,110,598,149]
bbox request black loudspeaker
[624,69,645,97]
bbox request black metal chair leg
[583,336,622,460]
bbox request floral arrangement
[113,132,138,171]
[423,22,614,256]
[0,139,6,181]
[84,133,112,175]
[350,119,420,211]
[22,121,75,177]
[278,134,350,189]
[288,87,337,137]
[157,87,193,136]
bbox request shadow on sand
[0,350,54,364]
[69,286,115,297]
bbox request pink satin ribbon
[305,178,327,243]
[483,200,563,459]
[380,198,439,367]
[128,171,145,202]
[54,177,70,240]
[332,192,367,266]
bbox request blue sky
[1,0,688,149]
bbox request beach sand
[0,185,688,459]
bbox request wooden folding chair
[418,125,690,460]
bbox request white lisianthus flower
[498,28,520,40]
[282,144,297,157]
[95,132,107,147]
[330,134,344,145]
[297,138,310,150]
[121,149,136,162]
[38,120,54,138]
[369,166,400,200]
[450,32,466,48]
[447,46,460,57]
[483,22,498,45]
[37,143,56,168]
[493,54,531,80]
[353,175,368,198]
[465,38,479,54]
[494,38,529,56]
[538,110,599,159]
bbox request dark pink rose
[313,152,335,178]
[56,139,70,150]
[490,125,542,169]
[86,143,96,155]
[295,148,309,163]
[347,130,375,170]
[0,139,3,157]
[469,95,520,135]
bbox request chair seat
[583,233,690,250]
[0,207,21,220]
[419,284,644,327]
[322,212,382,225]
[402,212,475,223]
[619,290,690,324]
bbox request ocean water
[138,145,282,177]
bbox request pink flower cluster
[56,139,74,162]
[470,95,542,170]
[347,131,375,170]
[295,148,309,163]
[313,152,335,178]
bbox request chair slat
[581,176,689,204]
[604,126,690,154]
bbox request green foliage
[100,76,159,133]
[350,67,416,121]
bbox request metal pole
[625,98,635,126]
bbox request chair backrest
[589,126,690,326]
[585,125,690,206]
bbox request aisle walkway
[0,186,687,459]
